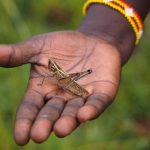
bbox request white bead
[125,8,134,17]
[138,30,143,39]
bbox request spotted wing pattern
[58,78,89,97]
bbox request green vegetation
[0,0,150,149]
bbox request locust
[48,59,92,97]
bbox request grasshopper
[48,59,92,97]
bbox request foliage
[0,0,150,149]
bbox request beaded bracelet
[83,0,144,45]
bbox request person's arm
[78,0,150,64]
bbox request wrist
[77,4,136,64]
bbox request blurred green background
[0,0,150,149]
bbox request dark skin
[0,0,149,146]
[0,31,121,145]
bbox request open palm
[0,31,121,145]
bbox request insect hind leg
[64,69,92,88]
[70,69,92,82]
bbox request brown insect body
[48,59,92,97]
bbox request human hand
[0,31,121,145]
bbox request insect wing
[59,78,88,97]
[67,81,89,97]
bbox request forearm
[78,0,150,64]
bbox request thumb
[0,35,45,67]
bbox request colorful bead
[83,0,144,45]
